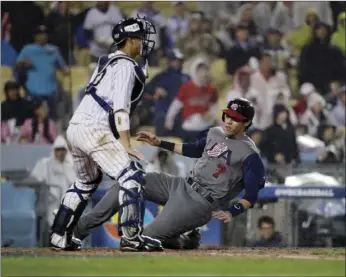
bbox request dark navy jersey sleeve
[182,129,209,158]
[242,152,266,207]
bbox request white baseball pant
[50,123,131,248]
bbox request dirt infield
[2,247,345,260]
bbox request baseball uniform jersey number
[212,164,226,178]
[92,59,118,87]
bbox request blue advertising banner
[237,186,346,199]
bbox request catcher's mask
[111,15,156,58]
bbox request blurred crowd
[1,1,346,168]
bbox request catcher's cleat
[51,209,82,251]
[120,235,163,252]
[50,233,82,251]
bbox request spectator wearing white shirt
[167,2,190,45]
[235,3,261,45]
[316,125,344,164]
[226,66,261,127]
[253,1,276,35]
[30,135,76,226]
[247,52,291,130]
[300,93,334,137]
[83,1,124,62]
[198,1,241,25]
[330,84,346,128]
[269,1,293,34]
[227,66,256,102]
[131,2,168,66]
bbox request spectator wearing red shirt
[294,82,317,117]
[165,59,218,142]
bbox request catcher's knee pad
[117,161,146,239]
[51,171,102,247]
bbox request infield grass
[2,255,345,276]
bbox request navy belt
[187,177,215,205]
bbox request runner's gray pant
[74,172,218,241]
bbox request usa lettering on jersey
[206,143,232,165]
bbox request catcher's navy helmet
[111,16,156,58]
[222,98,255,124]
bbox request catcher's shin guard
[117,161,146,239]
[117,161,162,251]
[50,172,102,249]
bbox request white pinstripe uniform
[50,50,145,247]
[68,50,138,184]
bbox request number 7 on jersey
[213,164,226,178]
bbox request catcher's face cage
[138,18,156,58]
[111,17,156,58]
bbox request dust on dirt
[2,247,345,260]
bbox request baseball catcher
[50,16,163,251]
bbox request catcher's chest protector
[85,54,146,139]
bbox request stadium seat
[70,66,89,96]
[1,182,37,247]
[1,66,13,81]
[1,169,30,181]
[300,152,318,163]
[1,66,14,101]
[75,48,90,67]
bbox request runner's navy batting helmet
[111,15,156,58]
[222,98,255,124]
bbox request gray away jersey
[191,127,260,204]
